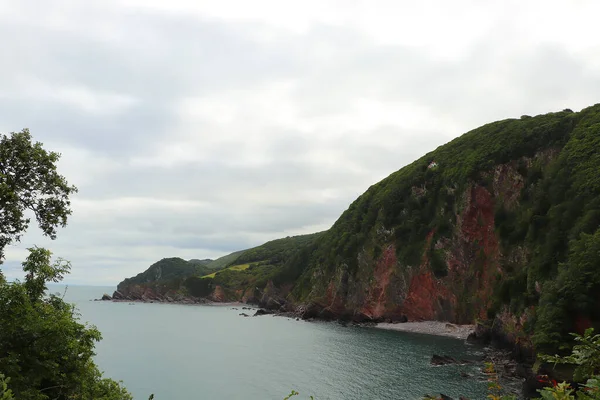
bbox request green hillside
[285,105,600,351]
[204,250,245,271]
[201,263,250,279]
[115,104,600,354]
[184,233,324,299]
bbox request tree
[0,248,133,399]
[0,129,132,399]
[534,230,600,351]
[0,129,77,263]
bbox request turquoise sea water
[51,285,488,400]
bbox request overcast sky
[1,0,599,285]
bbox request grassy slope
[192,233,325,296]
[201,263,251,279]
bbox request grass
[201,263,252,279]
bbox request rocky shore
[99,291,544,398]
[375,321,475,340]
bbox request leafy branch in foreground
[284,390,314,399]
[535,328,600,399]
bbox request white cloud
[1,0,599,285]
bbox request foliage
[0,128,77,262]
[276,104,600,351]
[235,233,324,266]
[119,257,214,288]
[184,275,214,297]
[203,250,245,271]
[0,129,132,399]
[116,257,229,298]
[535,329,600,399]
[175,233,323,300]
[201,263,251,279]
[283,390,314,400]
[540,329,600,383]
[484,362,518,400]
[120,234,324,300]
[0,375,14,400]
[0,248,132,400]
[534,231,600,351]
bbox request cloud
[1,0,599,285]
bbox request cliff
[285,105,600,352]
[115,104,600,353]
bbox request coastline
[375,321,475,340]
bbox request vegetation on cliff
[197,232,324,300]
[280,105,600,352]
[117,232,323,301]
[118,105,600,355]
[117,257,214,290]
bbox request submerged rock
[431,354,458,366]
[430,354,472,366]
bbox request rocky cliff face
[294,173,527,324]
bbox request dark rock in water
[101,294,112,301]
[253,308,273,316]
[431,354,459,366]
[440,394,453,400]
[459,397,470,400]
[460,371,470,378]
[112,290,125,300]
[295,318,299,321]
[231,307,238,310]
[239,313,250,317]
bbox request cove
[57,285,488,400]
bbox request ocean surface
[50,285,489,400]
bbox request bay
[50,285,488,400]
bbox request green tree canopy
[0,128,77,263]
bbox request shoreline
[374,321,475,340]
[108,297,474,340]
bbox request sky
[1,0,599,285]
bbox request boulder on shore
[101,294,112,301]
[253,308,274,317]
[112,290,125,300]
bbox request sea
[49,285,489,400]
